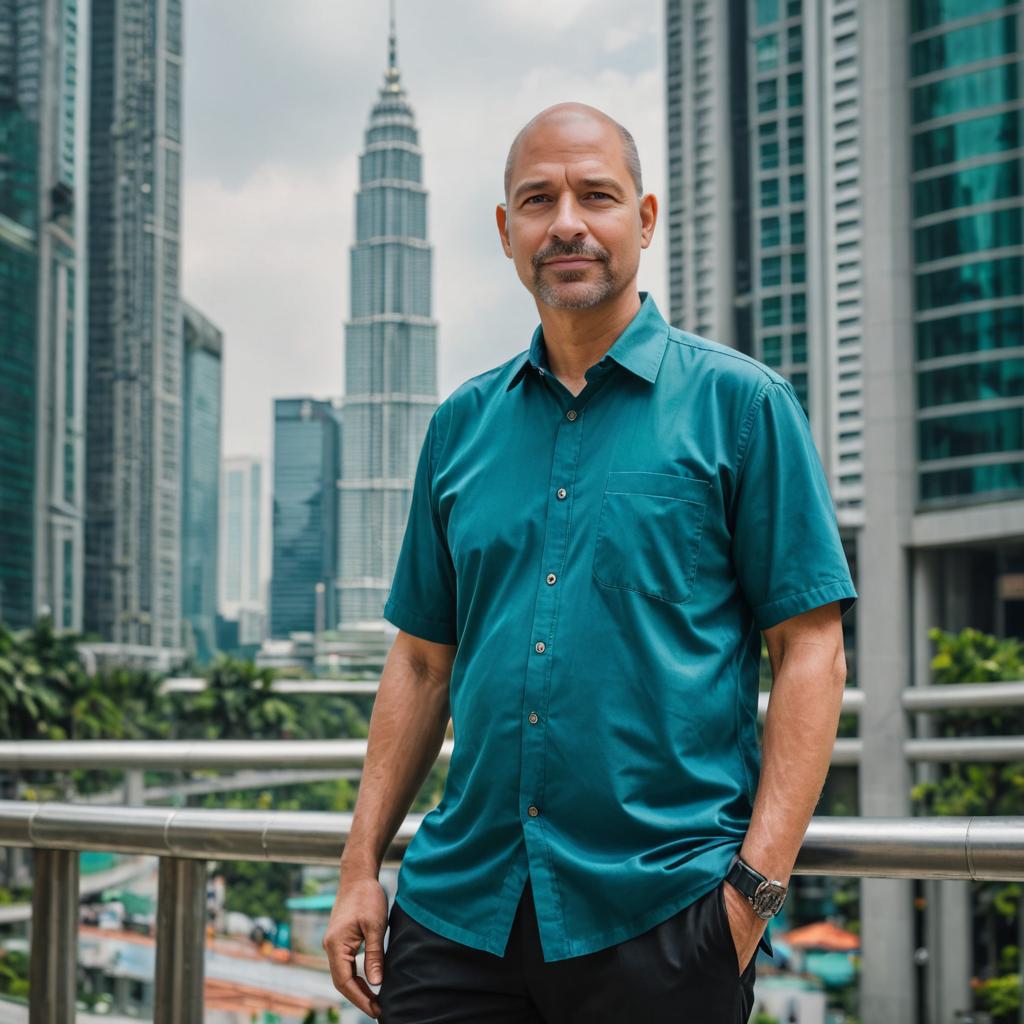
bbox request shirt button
[528,805,540,817]
[535,641,546,653]
[546,573,557,585]
[528,712,539,724]
[556,488,567,500]
[566,409,577,421]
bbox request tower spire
[384,0,401,93]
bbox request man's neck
[535,286,643,387]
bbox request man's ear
[495,202,513,258]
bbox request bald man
[323,102,857,1023]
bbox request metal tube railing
[4,801,1024,1023]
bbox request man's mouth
[544,257,596,269]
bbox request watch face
[752,880,787,920]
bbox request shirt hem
[754,579,858,632]
[382,598,457,645]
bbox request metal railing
[3,801,1024,1023]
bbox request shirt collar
[505,291,670,392]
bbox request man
[323,102,857,1023]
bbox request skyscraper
[85,0,184,657]
[0,0,87,631]
[337,10,438,628]
[270,399,341,639]
[181,301,223,665]
[665,0,1024,1018]
[219,458,266,647]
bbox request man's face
[497,113,655,311]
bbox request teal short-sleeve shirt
[382,292,857,963]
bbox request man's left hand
[721,880,768,976]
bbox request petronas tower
[337,12,439,628]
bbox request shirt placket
[519,370,591,958]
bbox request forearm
[339,644,452,881]
[739,639,846,882]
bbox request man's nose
[548,193,587,242]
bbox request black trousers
[378,876,757,1023]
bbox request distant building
[0,0,88,631]
[338,14,439,627]
[84,0,184,660]
[218,455,264,646]
[181,302,223,664]
[270,398,341,638]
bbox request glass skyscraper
[85,0,184,655]
[337,16,439,628]
[271,399,341,638]
[181,302,223,664]
[0,0,86,631]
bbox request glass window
[912,110,1022,171]
[920,460,1024,501]
[762,296,783,326]
[763,334,783,366]
[757,0,779,25]
[911,63,1019,124]
[758,79,779,112]
[918,357,1024,408]
[791,251,807,283]
[789,135,804,164]
[790,371,809,412]
[787,71,803,108]
[787,25,802,64]
[791,292,807,324]
[790,210,806,244]
[919,405,1024,461]
[761,255,783,286]
[761,216,782,246]
[757,34,780,72]
[911,0,1005,33]
[761,177,781,206]
[760,140,780,169]
[790,173,805,201]
[913,158,1021,217]
[787,0,801,15]
[916,255,1023,310]
[910,16,1017,77]
[917,306,1023,360]
[914,206,1024,262]
[792,331,808,362]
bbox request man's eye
[586,192,612,200]
[524,195,549,205]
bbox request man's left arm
[724,599,848,972]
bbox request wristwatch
[724,854,788,920]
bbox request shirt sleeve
[382,403,458,645]
[729,379,857,632]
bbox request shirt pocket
[592,470,710,604]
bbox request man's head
[496,102,656,312]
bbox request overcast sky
[182,0,666,581]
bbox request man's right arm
[323,628,456,1019]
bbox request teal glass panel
[913,110,1022,171]
[919,405,1024,459]
[913,158,1021,216]
[789,137,804,164]
[762,296,783,326]
[916,256,1022,310]
[761,256,783,286]
[912,63,1019,124]
[761,140,780,169]
[763,334,783,366]
[918,357,1024,407]
[914,206,1024,261]
[791,292,807,324]
[911,0,1006,33]
[791,251,806,283]
[791,371,809,413]
[757,34,779,72]
[761,216,782,246]
[758,79,779,112]
[790,173,805,201]
[792,333,808,363]
[761,178,781,206]
[790,210,805,244]
[911,16,1017,76]
[757,0,779,25]
[917,306,1023,359]
[787,72,803,108]
[787,25,802,64]
[920,459,1024,500]
[786,0,801,14]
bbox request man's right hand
[323,875,390,1020]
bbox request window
[913,110,1021,171]
[761,255,783,286]
[761,177,781,206]
[911,63,1020,125]
[790,173,805,201]
[787,71,803,107]
[758,79,779,112]
[911,16,1017,77]
[763,334,783,366]
[791,251,806,283]
[761,215,782,247]
[790,210,806,245]
[757,34,780,72]
[915,255,1023,311]
[757,0,779,25]
[762,296,783,326]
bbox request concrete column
[858,0,918,1019]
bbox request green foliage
[0,948,29,998]
[976,973,1021,1022]
[753,1012,780,1024]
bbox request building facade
[270,399,341,639]
[665,0,1024,1019]
[0,0,87,631]
[337,19,439,628]
[218,454,263,632]
[180,301,222,665]
[85,0,183,656]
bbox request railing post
[29,848,79,1023]
[154,856,207,1024]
